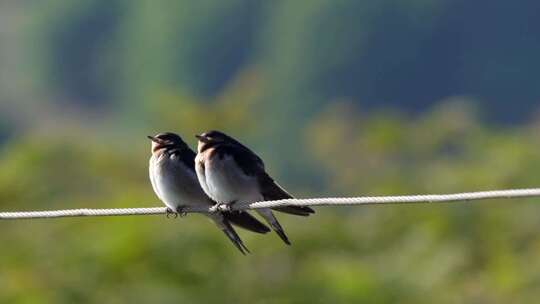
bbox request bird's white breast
[202,153,262,205]
[150,153,212,210]
[195,152,210,200]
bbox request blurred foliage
[2,98,540,303]
[1,0,540,303]
[6,0,539,121]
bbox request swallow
[148,132,270,254]
[194,130,315,245]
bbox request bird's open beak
[195,134,209,143]
[147,135,159,143]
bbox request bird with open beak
[148,132,270,254]
[194,130,315,245]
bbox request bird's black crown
[148,132,189,152]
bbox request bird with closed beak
[148,132,270,254]
[194,130,315,245]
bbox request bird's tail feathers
[256,209,291,245]
[224,211,271,234]
[221,220,250,255]
[272,206,315,216]
[211,214,250,255]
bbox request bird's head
[148,132,187,153]
[195,130,235,152]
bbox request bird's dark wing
[177,148,197,172]
[224,211,271,233]
[220,145,265,176]
[258,172,315,216]
[224,145,315,216]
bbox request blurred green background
[2,1,540,303]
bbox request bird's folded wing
[259,172,315,216]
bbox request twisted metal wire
[1,188,540,220]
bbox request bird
[194,130,315,245]
[148,132,270,254]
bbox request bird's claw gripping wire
[175,206,188,217]
[211,202,231,213]
[165,207,188,218]
[165,208,178,219]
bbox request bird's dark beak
[195,134,209,143]
[147,135,159,143]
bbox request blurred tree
[28,0,125,107]
[114,0,263,115]
[448,0,540,122]
[20,0,540,122]
[2,102,540,303]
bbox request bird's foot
[165,208,178,219]
[175,206,188,217]
[211,202,227,212]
